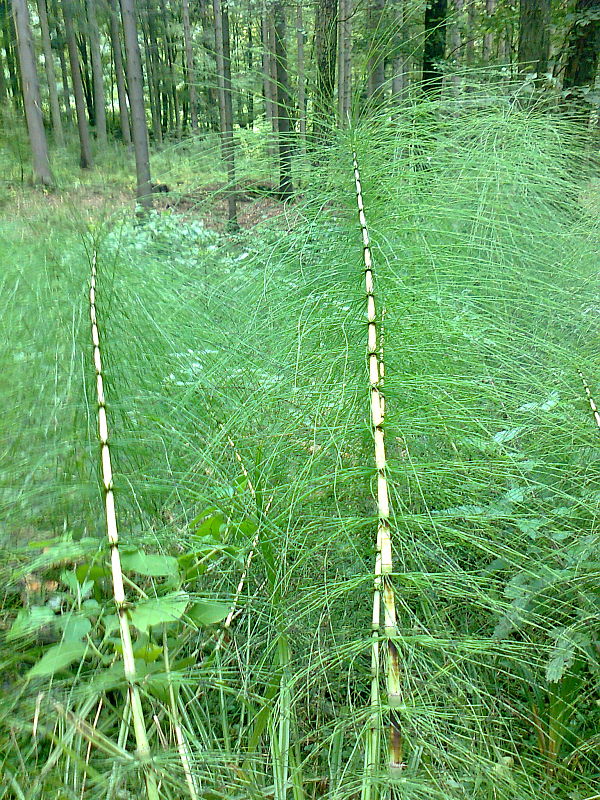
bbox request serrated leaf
[129,593,188,633]
[27,641,87,679]
[120,550,179,578]
[187,600,230,626]
[516,518,544,539]
[7,606,55,641]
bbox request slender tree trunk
[14,0,53,184]
[392,0,409,101]
[367,0,385,100]
[273,0,292,197]
[0,45,8,104]
[314,0,337,138]
[466,1,475,64]
[296,2,306,147]
[158,0,180,137]
[62,0,93,167]
[120,0,152,205]
[50,0,73,124]
[37,0,64,144]
[143,0,163,140]
[245,14,254,126]
[108,0,131,144]
[518,0,550,76]
[422,0,447,94]
[182,0,198,131]
[140,10,162,143]
[261,7,276,160]
[2,1,22,109]
[483,0,495,62]
[79,38,95,124]
[213,0,237,226]
[86,0,107,144]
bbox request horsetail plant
[88,250,159,800]
[352,152,402,793]
[578,371,600,431]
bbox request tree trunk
[108,0,131,144]
[296,2,306,147]
[1,0,22,109]
[37,0,64,144]
[0,44,8,104]
[314,0,337,138]
[562,0,600,98]
[483,0,495,62]
[86,0,107,144]
[62,0,93,167]
[50,0,73,124]
[14,0,53,184]
[517,0,550,76]
[261,7,276,160]
[213,0,237,227]
[78,37,95,125]
[142,0,163,141]
[245,13,254,126]
[367,0,385,100]
[338,0,352,124]
[392,0,408,102]
[422,0,447,94]
[120,0,152,206]
[158,0,180,137]
[273,0,292,197]
[182,0,198,131]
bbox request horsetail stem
[352,153,403,784]
[89,250,159,800]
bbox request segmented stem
[579,371,600,431]
[352,154,403,791]
[89,251,159,800]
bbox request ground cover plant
[1,96,600,800]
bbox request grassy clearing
[1,101,600,799]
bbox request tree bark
[392,0,408,102]
[422,0,447,94]
[338,0,352,123]
[14,0,53,184]
[367,0,385,100]
[1,0,22,109]
[37,0,64,144]
[62,0,93,167]
[517,0,550,76]
[273,0,292,197]
[261,7,276,159]
[213,0,237,226]
[182,0,198,131]
[314,0,337,138]
[483,0,495,62]
[86,0,107,144]
[50,0,73,124]
[108,0,131,144]
[296,2,306,146]
[120,0,152,206]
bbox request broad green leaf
[493,427,524,445]
[129,593,188,633]
[7,606,55,641]
[120,550,179,578]
[57,615,92,642]
[27,641,87,679]
[516,518,544,539]
[187,600,230,626]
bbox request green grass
[1,98,599,800]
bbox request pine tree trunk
[62,0,93,167]
[367,0,385,100]
[182,0,198,131]
[120,0,152,206]
[108,0,131,144]
[314,0,337,138]
[37,0,64,144]
[50,0,73,124]
[273,0,292,197]
[422,0,447,94]
[296,2,306,147]
[213,0,237,226]
[14,0,53,184]
[86,0,107,144]
[517,0,550,76]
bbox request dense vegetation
[1,1,600,799]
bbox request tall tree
[314,0,338,138]
[120,0,152,205]
[296,2,306,146]
[338,0,352,123]
[213,0,237,226]
[367,0,385,100]
[273,0,292,197]
[392,0,409,102]
[86,0,107,144]
[50,0,73,125]
[63,0,93,167]
[13,0,53,184]
[562,0,600,102]
[1,0,22,109]
[182,0,198,131]
[518,0,550,76]
[108,0,131,144]
[422,0,447,94]
[37,0,64,145]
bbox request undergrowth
[1,98,599,800]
